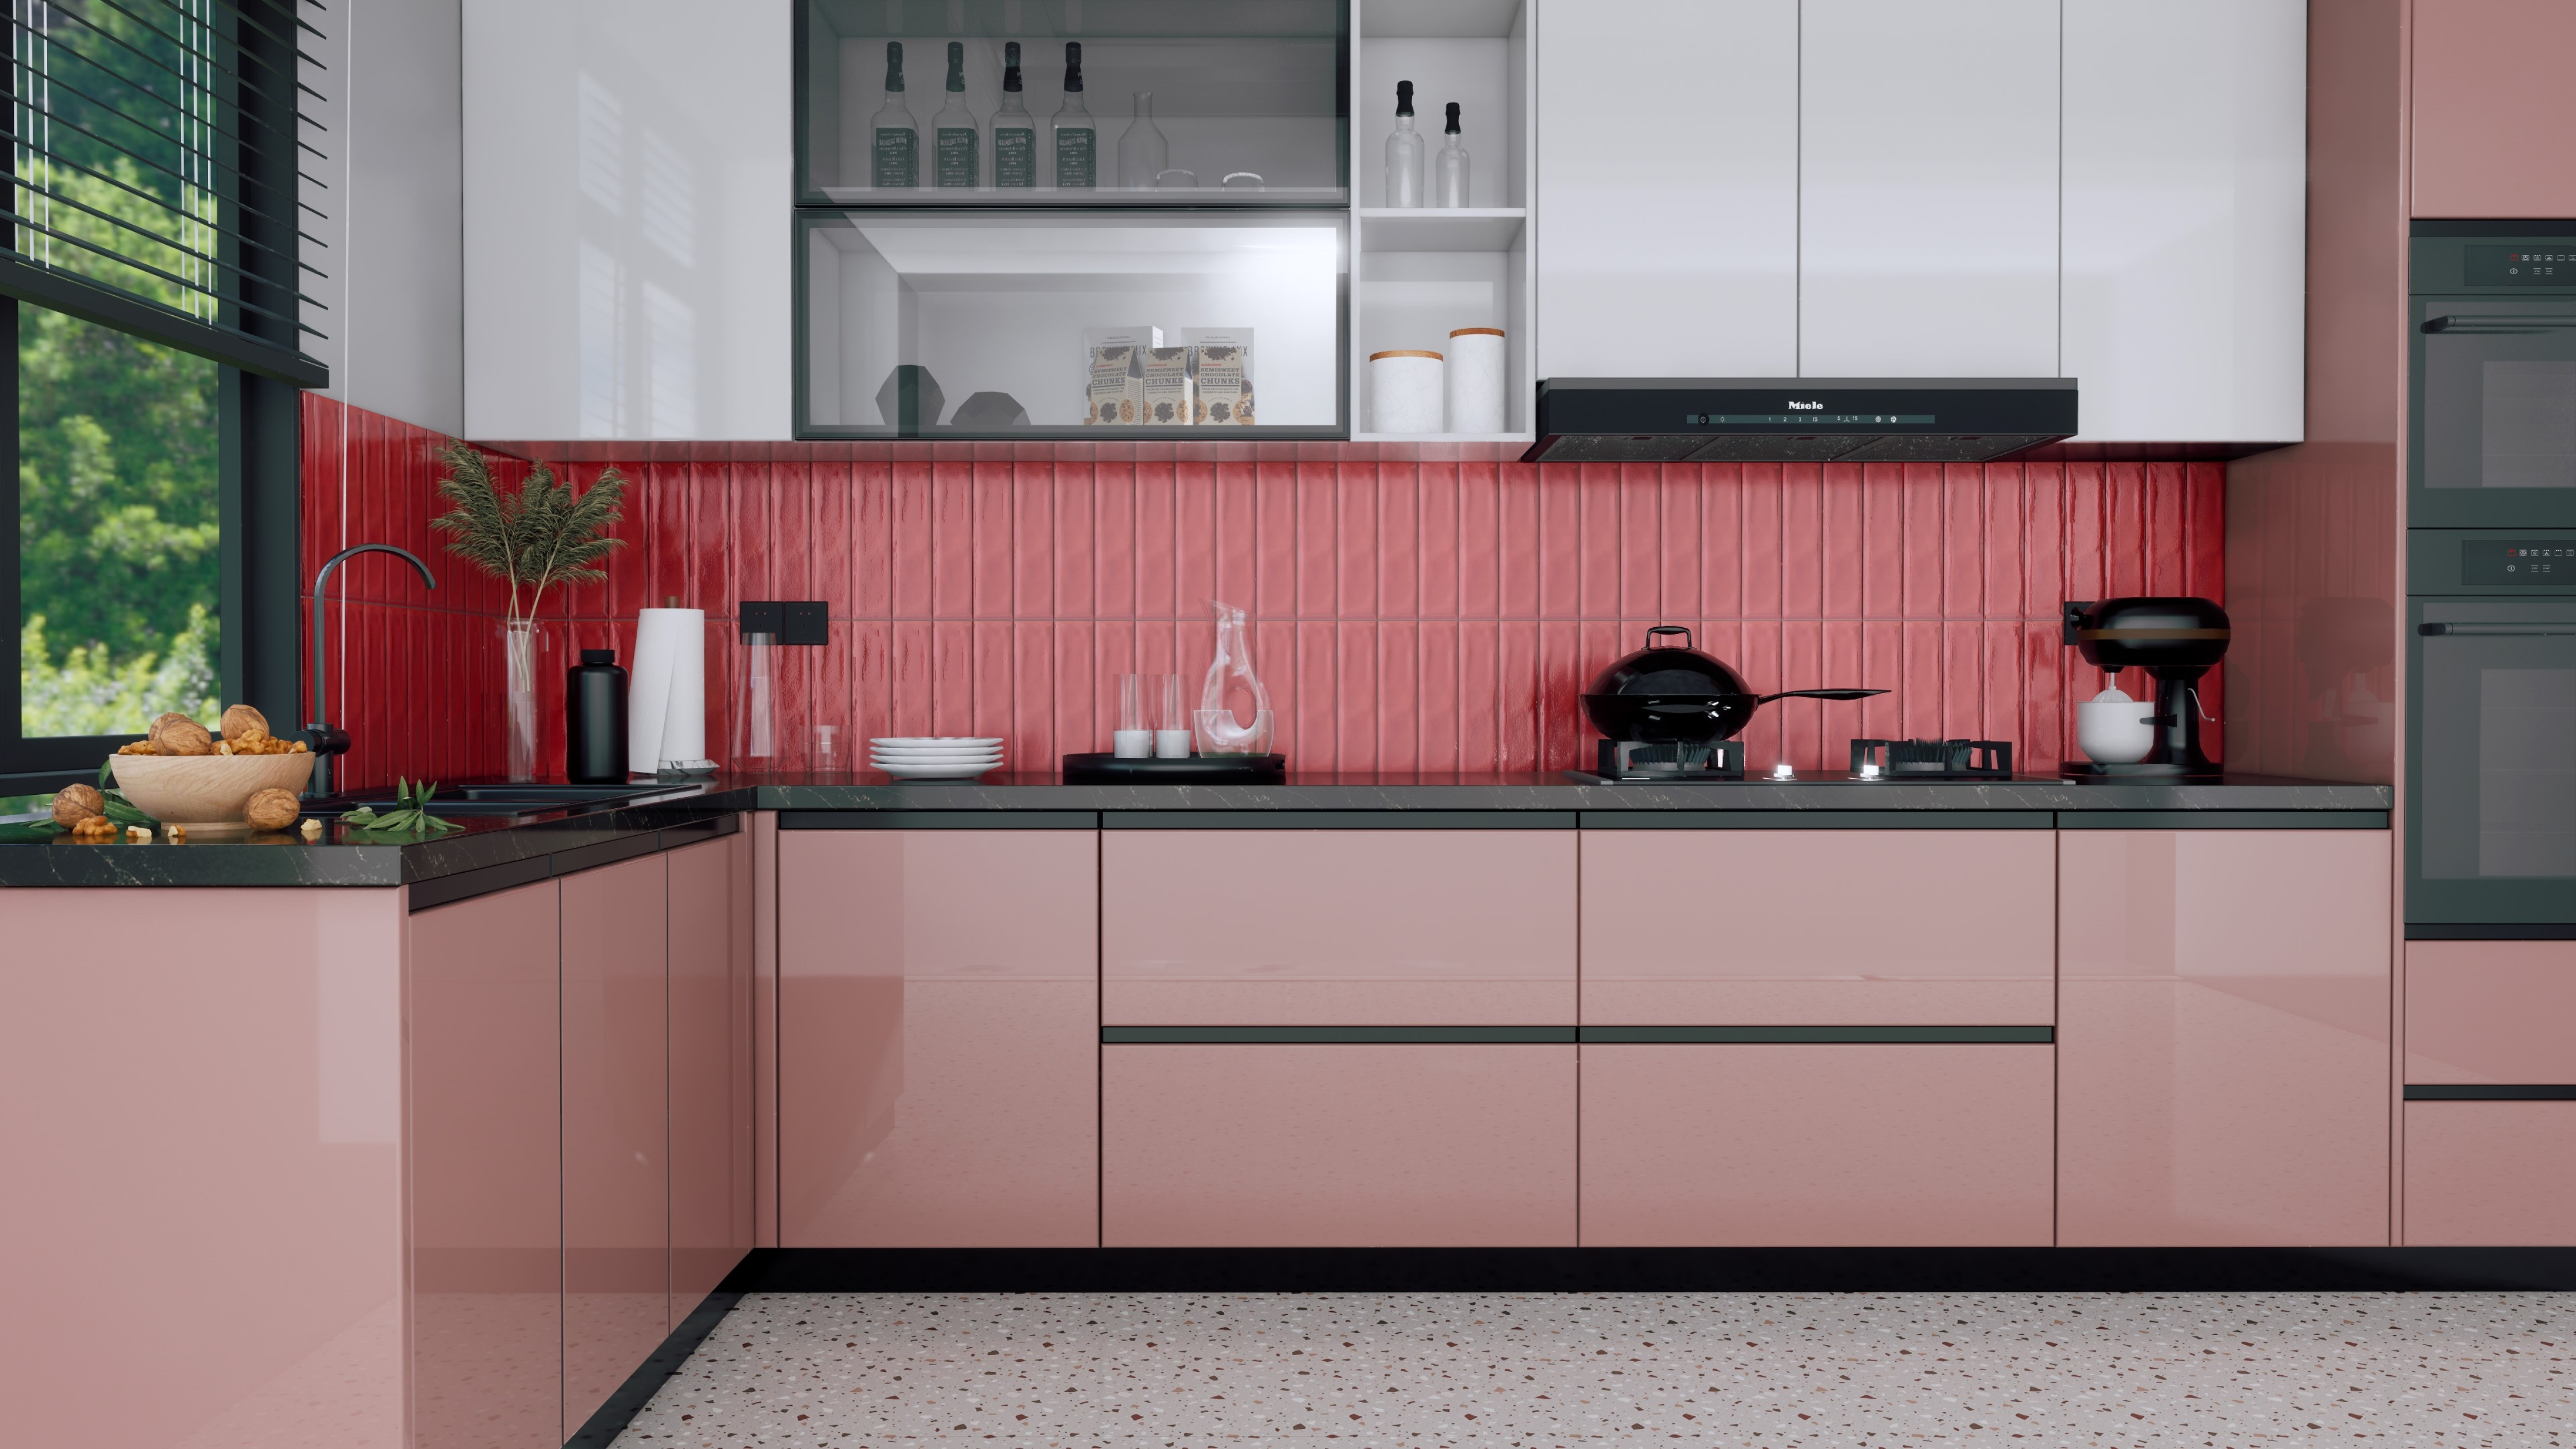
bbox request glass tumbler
[1153,673,1192,758]
[1114,673,1152,758]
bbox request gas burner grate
[1850,737,2015,779]
[1595,737,1747,780]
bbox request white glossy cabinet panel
[2060,0,2304,444]
[1535,0,1797,380]
[464,0,792,441]
[1797,0,2059,378]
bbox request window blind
[4,0,326,386]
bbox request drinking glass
[1154,673,1192,758]
[1114,673,1152,758]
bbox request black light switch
[783,601,830,645]
[739,600,784,641]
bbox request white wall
[463,0,794,441]
[300,0,467,437]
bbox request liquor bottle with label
[993,41,1036,187]
[872,41,918,189]
[1434,102,1470,207]
[934,41,979,187]
[1051,41,1095,188]
[1384,79,1423,207]
[1116,91,1167,188]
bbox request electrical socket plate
[783,601,829,645]
[739,600,784,641]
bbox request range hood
[1523,378,2077,464]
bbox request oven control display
[2465,245,2576,285]
[2463,540,2576,583]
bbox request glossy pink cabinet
[779,828,1100,1247]
[1581,830,2056,1025]
[2057,829,2393,1246]
[669,834,756,1308]
[1580,1044,2054,1246]
[1102,828,1577,1025]
[410,879,564,1448]
[1102,1044,1577,1247]
[561,854,671,1431]
[2403,1103,2576,1245]
[2,888,409,1448]
[2404,940,2576,1083]
[2413,0,2576,217]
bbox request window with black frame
[2,0,323,792]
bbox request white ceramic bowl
[870,748,1004,762]
[872,760,1001,779]
[110,751,315,834]
[2076,698,2157,765]
[871,737,1003,749]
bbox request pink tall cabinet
[2056,826,2394,1246]
[2412,0,2576,217]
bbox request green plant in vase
[429,441,628,782]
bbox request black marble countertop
[0,770,2393,888]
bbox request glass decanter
[1193,600,1275,755]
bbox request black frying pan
[1581,626,1885,744]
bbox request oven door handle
[2419,622,2576,636]
[2422,313,2576,334]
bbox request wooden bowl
[110,752,315,836]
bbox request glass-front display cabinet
[798,210,1346,438]
[795,1,1351,438]
[797,1,1348,204]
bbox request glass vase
[1193,600,1275,756]
[505,619,539,782]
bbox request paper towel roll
[1369,349,1445,433]
[1446,327,1507,434]
[629,608,707,773]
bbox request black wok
[1581,625,1884,744]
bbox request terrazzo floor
[610,1291,2576,1448]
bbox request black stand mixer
[2061,596,2231,781]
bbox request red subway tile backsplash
[303,396,2224,783]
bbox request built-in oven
[2407,528,2576,933]
[2412,224,2576,528]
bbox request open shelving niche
[1348,0,1535,443]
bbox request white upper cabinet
[463,0,793,441]
[1535,1,1798,380]
[2060,0,2304,444]
[1797,0,2060,379]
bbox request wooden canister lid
[1448,326,1505,338]
[1368,349,1445,361]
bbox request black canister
[566,647,628,783]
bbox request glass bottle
[992,40,1037,187]
[1384,79,1423,207]
[1050,41,1096,188]
[870,41,918,189]
[1116,91,1168,190]
[1194,600,1275,756]
[933,41,979,188]
[1434,101,1470,207]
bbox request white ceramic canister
[1368,349,1445,433]
[1445,327,1506,433]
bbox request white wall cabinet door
[2061,0,2304,444]
[464,0,793,441]
[1535,0,1798,380]
[1797,0,2059,378]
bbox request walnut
[125,825,152,844]
[243,787,301,832]
[299,817,323,841]
[290,740,309,753]
[117,740,157,755]
[146,712,195,749]
[220,704,269,741]
[51,783,104,826]
[70,815,119,842]
[157,718,215,756]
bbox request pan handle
[1646,624,1693,651]
[1755,688,1888,704]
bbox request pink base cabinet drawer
[1103,830,1576,1025]
[1579,1044,2055,1247]
[2404,1102,2576,1245]
[1581,830,2056,1025]
[1102,1044,1576,1247]
[2405,940,2576,1083]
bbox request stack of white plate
[869,736,1005,779]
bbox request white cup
[1153,728,1194,759]
[1112,728,1152,759]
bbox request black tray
[1062,752,1287,783]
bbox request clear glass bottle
[870,41,918,189]
[933,41,980,187]
[992,41,1037,187]
[1435,101,1470,207]
[1116,91,1168,189]
[1384,79,1423,207]
[1050,41,1096,188]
